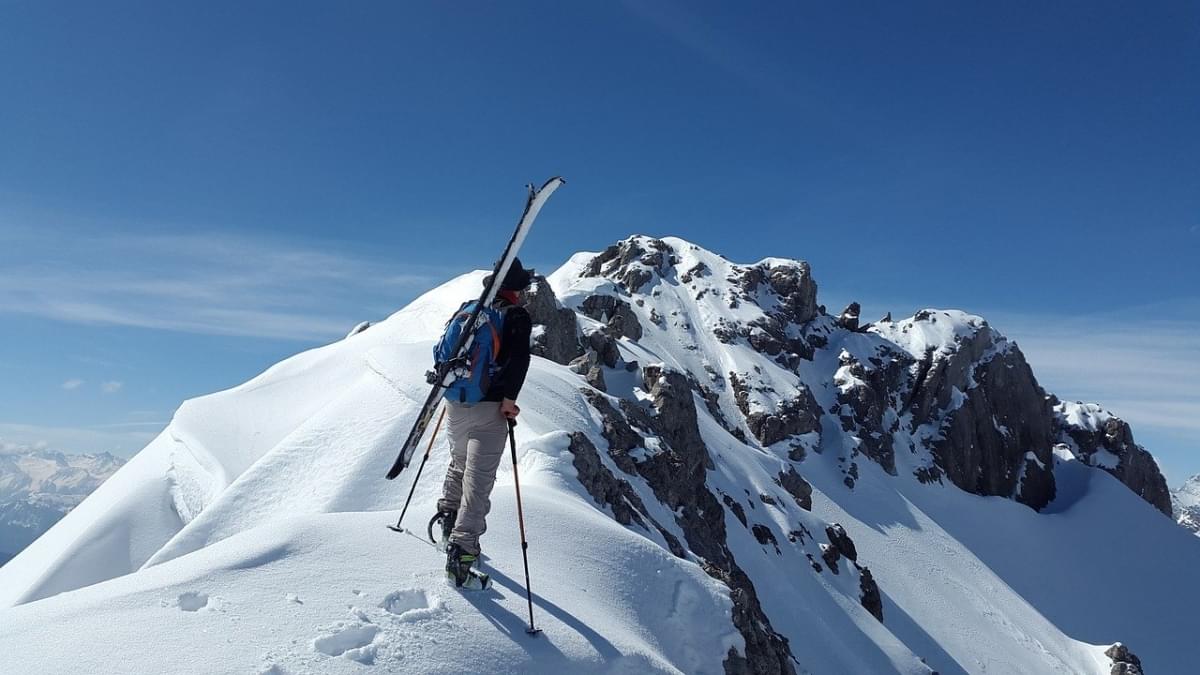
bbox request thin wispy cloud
[0,224,450,341]
[991,301,1200,420]
[839,295,1199,433]
[0,423,155,458]
[980,301,1198,483]
[101,381,124,394]
[61,378,84,390]
[89,421,168,429]
[0,437,49,456]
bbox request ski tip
[385,462,407,480]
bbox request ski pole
[508,418,541,636]
[388,404,446,533]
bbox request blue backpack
[434,301,508,404]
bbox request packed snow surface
[2,237,1198,674]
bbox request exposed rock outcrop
[892,315,1058,510]
[729,261,819,327]
[524,277,584,365]
[580,374,795,674]
[1105,642,1144,675]
[580,294,643,341]
[569,350,610,392]
[681,261,710,283]
[583,237,677,293]
[833,348,910,476]
[730,373,821,449]
[858,567,883,622]
[1055,401,1172,516]
[581,390,642,475]
[835,302,861,331]
[825,524,857,562]
[565,432,684,557]
[775,466,813,511]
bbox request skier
[434,259,534,587]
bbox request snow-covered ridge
[1,234,1196,675]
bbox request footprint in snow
[176,592,209,612]
[312,622,380,664]
[380,589,442,622]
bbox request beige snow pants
[437,400,508,555]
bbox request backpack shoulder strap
[445,300,473,326]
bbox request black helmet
[484,257,535,291]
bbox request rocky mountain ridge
[529,234,1175,673]
[2,234,1192,674]
[538,236,1171,518]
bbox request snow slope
[2,235,1197,674]
[0,271,758,674]
[1,507,738,674]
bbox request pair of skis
[384,176,565,481]
[383,178,562,634]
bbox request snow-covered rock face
[552,237,1149,515]
[2,234,1196,675]
[1053,401,1172,515]
[0,450,123,563]
[873,311,1060,509]
[1173,475,1200,535]
[544,235,1183,670]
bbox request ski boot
[446,542,490,590]
[428,509,457,552]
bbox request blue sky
[1,2,1197,485]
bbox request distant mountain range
[1174,474,1200,536]
[0,449,124,565]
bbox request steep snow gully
[1,236,1196,675]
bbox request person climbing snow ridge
[432,258,533,588]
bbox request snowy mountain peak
[2,236,1196,674]
[568,234,818,326]
[1173,474,1200,536]
[872,309,1002,359]
[1176,474,1200,508]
